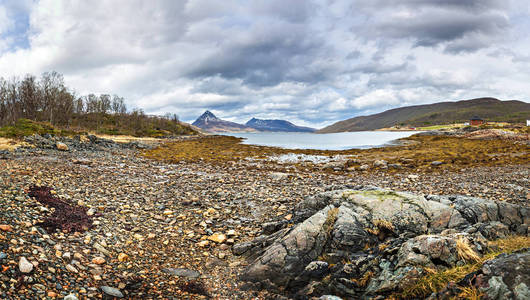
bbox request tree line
[0,72,195,136]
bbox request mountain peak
[192,110,256,132]
[245,118,315,132]
[193,110,219,126]
[200,110,218,120]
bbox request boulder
[269,172,290,180]
[373,160,388,168]
[240,187,529,299]
[56,142,69,151]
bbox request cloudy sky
[1,0,529,128]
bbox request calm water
[224,131,421,150]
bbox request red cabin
[470,116,484,126]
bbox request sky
[0,0,529,128]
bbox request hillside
[318,98,530,133]
[192,111,256,133]
[245,118,315,132]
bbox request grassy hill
[318,98,530,133]
[0,117,198,139]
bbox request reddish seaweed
[28,186,95,233]
[177,280,210,297]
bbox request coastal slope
[318,97,530,133]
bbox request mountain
[192,111,256,133]
[245,118,316,132]
[318,98,530,133]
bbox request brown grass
[352,271,374,288]
[141,134,529,173]
[323,207,339,237]
[397,235,530,299]
[0,137,30,150]
[373,219,394,231]
[456,237,480,263]
[454,286,484,300]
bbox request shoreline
[0,131,528,299]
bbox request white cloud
[0,0,528,128]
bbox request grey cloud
[352,62,409,74]
[356,0,509,52]
[250,0,316,23]
[2,0,528,129]
[357,0,506,12]
[184,22,329,86]
[378,12,508,48]
[190,76,245,95]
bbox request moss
[0,118,61,138]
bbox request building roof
[470,116,483,121]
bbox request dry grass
[454,286,484,300]
[142,134,529,173]
[373,219,394,231]
[456,237,480,263]
[397,235,530,299]
[95,134,163,144]
[0,137,31,150]
[352,271,374,288]
[323,207,339,237]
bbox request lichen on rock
[237,186,530,299]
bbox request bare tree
[19,75,41,120]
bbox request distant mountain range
[318,98,530,133]
[192,111,316,133]
[192,111,256,133]
[245,118,315,132]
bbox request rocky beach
[0,129,528,299]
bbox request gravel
[0,141,527,299]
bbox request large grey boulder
[238,186,529,299]
[243,205,334,287]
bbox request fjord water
[224,131,421,150]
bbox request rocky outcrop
[21,134,151,152]
[236,186,529,299]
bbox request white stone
[19,256,33,273]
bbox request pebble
[63,294,78,300]
[117,253,128,262]
[55,142,69,151]
[93,243,110,256]
[100,286,124,298]
[66,264,78,273]
[197,240,209,247]
[208,233,227,243]
[161,268,200,278]
[0,224,13,232]
[0,132,526,299]
[92,257,105,265]
[19,256,33,273]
